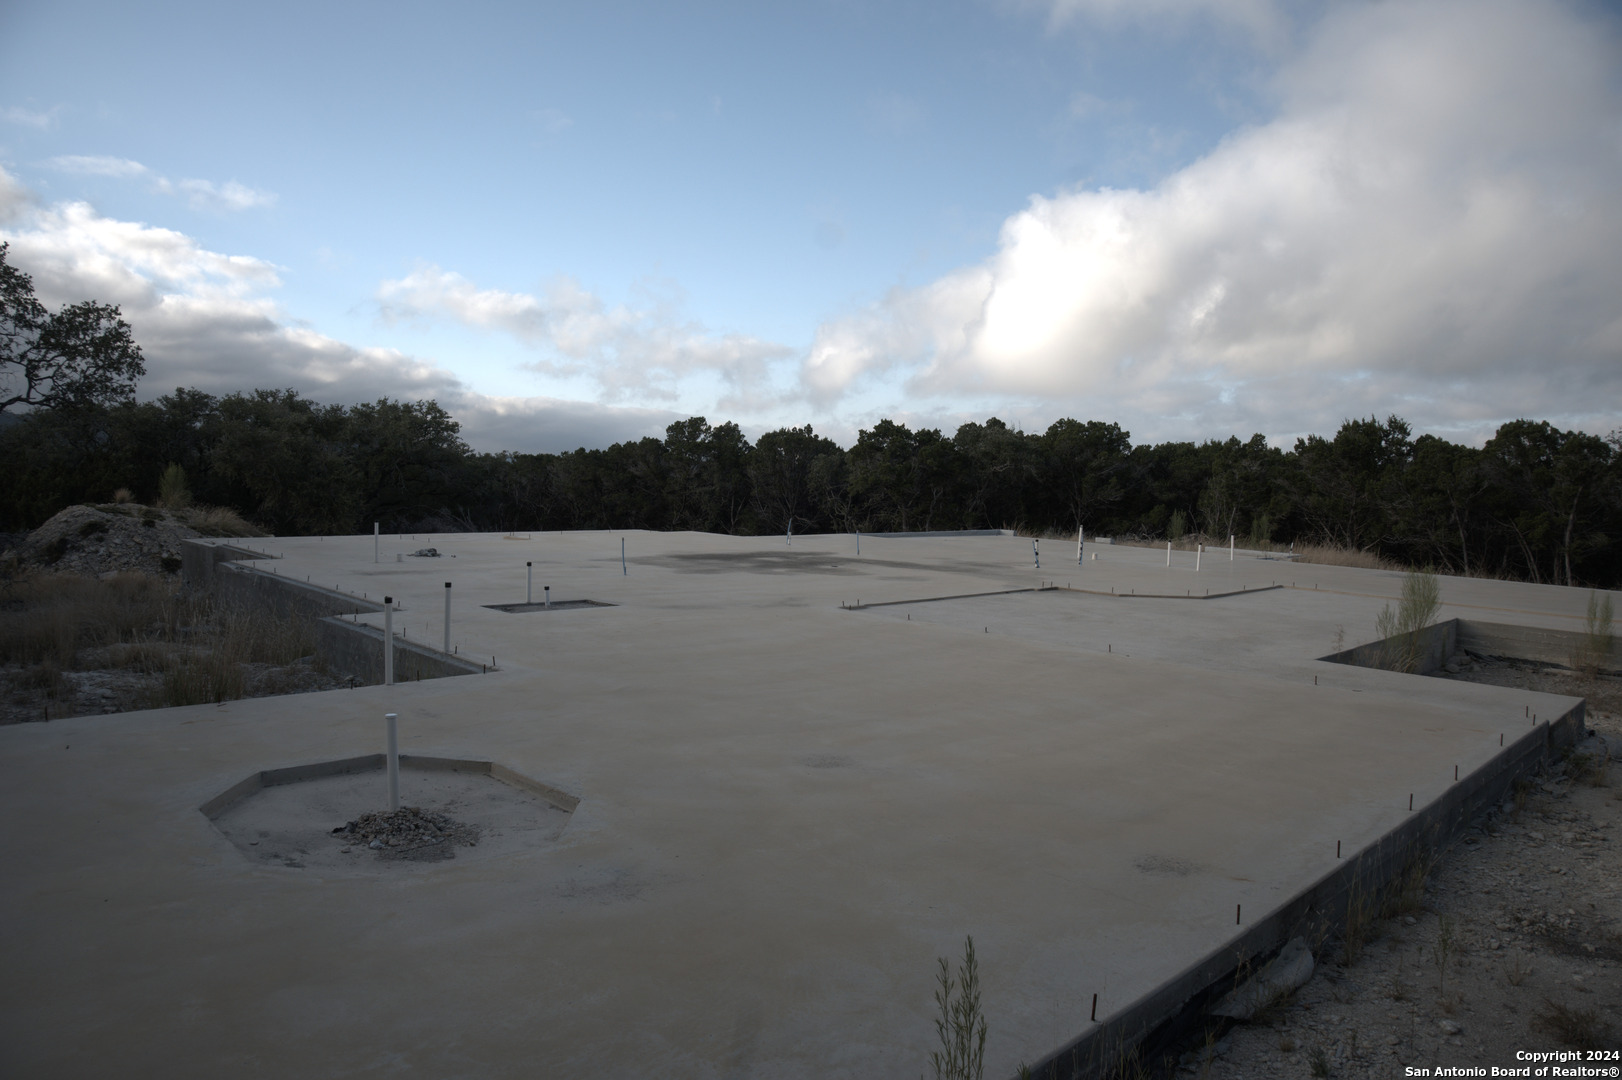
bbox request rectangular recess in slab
[482,599,616,613]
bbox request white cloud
[44,155,151,178]
[377,266,795,405]
[1,104,63,129]
[0,168,28,224]
[1029,0,1288,43]
[0,165,663,452]
[450,393,678,453]
[173,178,277,211]
[805,0,1622,442]
[42,155,276,212]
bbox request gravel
[5,503,198,577]
[331,806,480,861]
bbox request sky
[2,0,1619,453]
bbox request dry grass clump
[178,505,265,538]
[1533,999,1613,1051]
[1,570,321,714]
[1565,746,1612,789]
[1295,543,1399,571]
[0,572,179,670]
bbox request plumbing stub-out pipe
[527,561,532,605]
[443,582,451,654]
[383,596,394,686]
[385,712,400,812]
[544,585,550,609]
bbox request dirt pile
[3,502,266,578]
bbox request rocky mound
[332,806,480,861]
[4,502,266,578]
[7,504,196,576]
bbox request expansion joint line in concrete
[842,585,1058,610]
[1064,584,1283,601]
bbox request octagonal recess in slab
[200,754,579,871]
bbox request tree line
[1,387,1617,588]
[3,243,1617,586]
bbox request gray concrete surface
[0,530,1605,1078]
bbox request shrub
[156,463,191,510]
[1375,570,1441,672]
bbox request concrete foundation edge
[1019,699,1586,1080]
[181,539,482,683]
[199,753,579,818]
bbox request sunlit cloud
[805,0,1622,443]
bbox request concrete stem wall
[180,539,482,685]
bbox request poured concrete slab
[0,530,1597,1078]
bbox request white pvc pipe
[544,585,550,609]
[1166,541,1171,567]
[787,519,792,546]
[385,712,400,812]
[622,538,626,575]
[383,597,394,686]
[373,522,379,563]
[443,582,451,654]
[1230,534,1235,561]
[1076,527,1083,565]
[527,561,532,604]
[1032,538,1040,569]
[1196,545,1202,572]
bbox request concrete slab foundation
[0,529,1603,1078]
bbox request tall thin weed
[931,936,987,1080]
[1571,591,1615,677]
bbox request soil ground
[1194,662,1622,1079]
[0,654,356,725]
